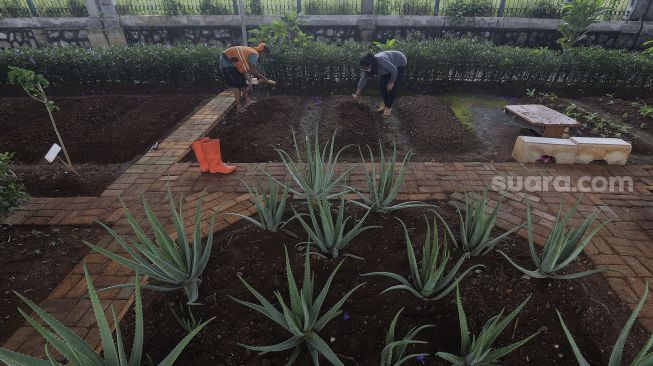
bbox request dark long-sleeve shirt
[357,50,408,90]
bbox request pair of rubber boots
[191,137,236,174]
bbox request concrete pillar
[358,16,376,41]
[361,0,374,15]
[31,29,50,47]
[628,0,653,21]
[85,0,127,47]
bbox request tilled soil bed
[122,206,647,366]
[1,95,208,196]
[0,225,105,343]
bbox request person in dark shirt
[353,50,407,117]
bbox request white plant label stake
[44,143,62,163]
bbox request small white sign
[44,143,62,163]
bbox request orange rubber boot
[202,139,236,174]
[191,137,210,172]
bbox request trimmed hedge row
[1,38,653,89]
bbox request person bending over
[353,50,407,117]
[219,43,276,113]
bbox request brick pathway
[3,92,653,358]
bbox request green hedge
[1,38,652,89]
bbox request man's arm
[247,64,274,84]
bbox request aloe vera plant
[498,199,609,279]
[230,247,364,365]
[275,129,351,201]
[449,190,523,257]
[227,177,296,234]
[436,287,538,365]
[0,265,212,366]
[557,284,653,366]
[380,307,433,366]
[349,143,429,214]
[364,216,481,300]
[294,195,379,259]
[85,191,215,304]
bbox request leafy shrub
[402,0,431,15]
[381,308,433,365]
[527,0,561,18]
[364,216,481,300]
[2,39,653,89]
[373,38,397,51]
[0,266,212,366]
[499,198,610,279]
[558,0,609,49]
[0,152,28,217]
[436,287,539,365]
[0,0,30,17]
[199,0,231,14]
[445,0,494,17]
[374,0,392,14]
[86,191,215,304]
[230,247,364,365]
[249,0,263,14]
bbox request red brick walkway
[3,92,653,357]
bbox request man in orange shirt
[219,43,276,112]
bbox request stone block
[512,136,577,164]
[569,137,632,165]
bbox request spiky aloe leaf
[230,246,363,365]
[364,215,481,301]
[0,266,211,366]
[380,307,433,366]
[499,197,611,280]
[85,190,215,304]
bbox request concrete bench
[512,136,577,164]
[569,137,632,165]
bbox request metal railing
[0,0,87,17]
[0,0,631,19]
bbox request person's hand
[386,82,394,92]
[352,93,359,100]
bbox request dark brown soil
[582,96,653,130]
[203,96,303,163]
[9,163,129,197]
[320,97,390,157]
[1,95,208,196]
[123,206,647,366]
[396,96,479,157]
[0,225,105,343]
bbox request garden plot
[0,95,208,196]
[193,94,513,163]
[0,225,105,343]
[120,205,647,365]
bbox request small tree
[557,0,609,50]
[8,67,76,173]
[0,152,29,217]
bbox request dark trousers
[379,66,405,108]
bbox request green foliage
[305,0,354,14]
[499,198,609,279]
[526,88,537,97]
[275,130,351,201]
[171,303,205,334]
[0,152,29,217]
[436,287,539,365]
[448,190,523,257]
[230,247,364,365]
[0,266,212,366]
[294,196,379,259]
[401,0,431,15]
[374,0,391,14]
[199,0,230,14]
[349,144,428,213]
[0,0,30,17]
[228,177,295,233]
[373,38,397,51]
[557,0,609,50]
[364,216,481,300]
[248,11,313,47]
[2,40,653,89]
[249,0,263,14]
[558,284,653,366]
[445,0,493,17]
[85,191,215,304]
[527,0,561,18]
[380,308,433,366]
